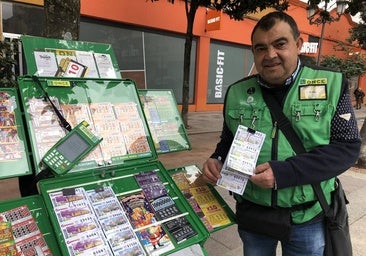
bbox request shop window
[207,40,252,104]
[144,32,196,104]
[80,19,196,104]
[80,20,144,72]
[2,2,44,36]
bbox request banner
[206,10,221,32]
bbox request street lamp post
[307,0,348,65]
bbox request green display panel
[38,162,209,256]
[0,88,32,179]
[21,35,121,79]
[139,90,191,154]
[17,76,156,175]
[0,195,61,255]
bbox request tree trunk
[181,0,199,128]
[44,0,80,40]
[357,116,366,167]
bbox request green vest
[225,66,342,223]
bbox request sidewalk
[160,108,366,256]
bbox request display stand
[0,36,235,256]
[139,89,191,154]
[0,88,32,178]
[17,76,156,175]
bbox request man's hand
[250,162,276,189]
[201,158,223,185]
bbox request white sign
[215,50,225,99]
[301,42,319,54]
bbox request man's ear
[296,37,304,54]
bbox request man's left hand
[250,162,276,189]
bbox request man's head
[251,11,303,87]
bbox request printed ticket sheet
[217,125,265,195]
[34,51,59,76]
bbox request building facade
[2,0,365,111]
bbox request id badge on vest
[217,125,265,195]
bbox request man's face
[251,20,303,86]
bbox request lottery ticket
[89,103,115,120]
[150,196,180,220]
[119,193,156,229]
[98,213,130,234]
[94,120,120,133]
[11,219,41,242]
[33,126,65,144]
[60,216,100,239]
[16,233,51,256]
[225,125,265,176]
[124,135,150,154]
[189,186,231,228]
[112,240,146,256]
[86,187,115,204]
[0,205,33,224]
[199,202,231,228]
[135,171,168,201]
[92,199,124,218]
[66,230,111,256]
[60,103,92,126]
[0,221,14,245]
[0,244,18,256]
[49,188,88,209]
[28,97,61,115]
[55,205,93,223]
[113,102,140,121]
[164,217,197,243]
[217,166,248,195]
[106,227,136,249]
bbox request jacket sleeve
[270,76,361,189]
[210,121,234,162]
[209,85,235,161]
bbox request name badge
[299,84,327,100]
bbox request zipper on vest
[271,121,278,139]
[271,120,279,159]
[271,120,279,208]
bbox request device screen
[56,132,90,162]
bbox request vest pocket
[227,108,264,130]
[290,103,331,144]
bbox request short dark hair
[251,11,300,42]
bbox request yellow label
[47,80,71,87]
[300,78,327,85]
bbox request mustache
[262,60,281,66]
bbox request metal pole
[317,21,326,65]
[316,1,328,66]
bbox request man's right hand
[201,158,223,185]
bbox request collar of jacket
[257,59,301,88]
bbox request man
[201,11,361,255]
[354,87,365,109]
